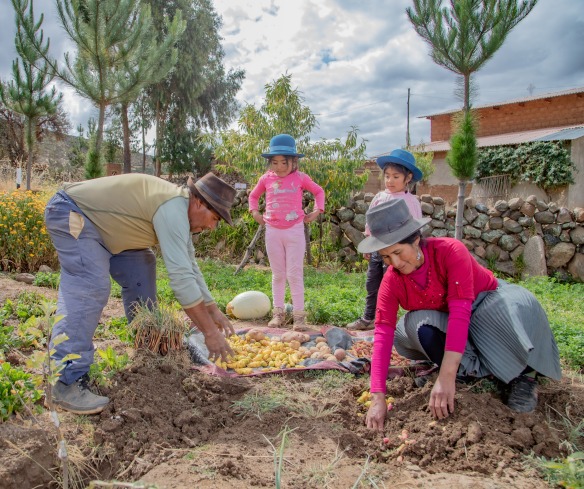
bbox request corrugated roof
[415,124,584,153]
[535,126,584,141]
[419,86,584,118]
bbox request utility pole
[406,88,411,148]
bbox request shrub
[0,362,43,421]
[0,190,57,272]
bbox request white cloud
[1,0,583,159]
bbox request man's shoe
[346,317,373,331]
[51,374,109,414]
[507,375,538,413]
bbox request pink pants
[265,222,306,311]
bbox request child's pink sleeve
[301,174,325,211]
[248,176,266,211]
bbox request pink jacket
[249,170,325,229]
[370,238,498,393]
[365,190,422,236]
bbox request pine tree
[16,0,185,174]
[1,0,62,190]
[407,0,537,239]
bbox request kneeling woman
[359,199,561,430]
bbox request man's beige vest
[63,174,188,254]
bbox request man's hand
[184,302,234,361]
[204,329,234,363]
[207,303,236,336]
[365,392,387,431]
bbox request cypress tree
[1,0,61,190]
[407,0,537,239]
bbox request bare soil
[0,275,581,489]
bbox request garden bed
[0,275,582,488]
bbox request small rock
[15,273,35,284]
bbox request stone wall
[328,192,584,282]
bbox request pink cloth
[249,170,325,229]
[265,222,306,310]
[370,238,498,393]
[365,191,422,236]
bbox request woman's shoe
[507,375,538,413]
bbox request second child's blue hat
[261,134,305,159]
[376,149,422,182]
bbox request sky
[1,0,583,159]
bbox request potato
[310,351,325,359]
[334,348,346,361]
[325,354,337,362]
[288,340,301,350]
[315,337,328,344]
[281,331,310,343]
[245,329,266,341]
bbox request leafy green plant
[534,451,584,489]
[33,271,60,289]
[96,316,133,343]
[476,141,575,191]
[90,346,129,386]
[0,361,43,421]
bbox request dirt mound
[0,275,581,488]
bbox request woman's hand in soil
[429,352,462,419]
[429,376,456,419]
[365,392,387,431]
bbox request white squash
[226,291,271,320]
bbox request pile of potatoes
[214,329,347,375]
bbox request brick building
[416,87,584,207]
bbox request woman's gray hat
[187,173,236,226]
[357,199,430,253]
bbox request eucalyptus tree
[407,0,537,239]
[1,0,62,190]
[16,0,185,174]
[145,0,244,176]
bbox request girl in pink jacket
[249,134,325,331]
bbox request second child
[249,134,325,331]
[347,149,423,331]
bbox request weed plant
[0,190,57,272]
[0,362,43,421]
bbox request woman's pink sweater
[370,238,498,393]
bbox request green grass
[518,277,584,371]
[21,258,584,371]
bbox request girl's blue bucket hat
[376,149,422,182]
[261,134,305,158]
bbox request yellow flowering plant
[0,190,57,272]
